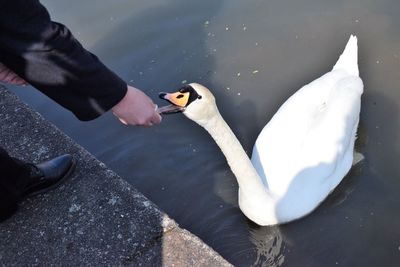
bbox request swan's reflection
[248,224,285,267]
[213,169,285,266]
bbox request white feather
[182,35,363,225]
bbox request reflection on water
[250,225,285,267]
[8,0,400,266]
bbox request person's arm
[0,0,160,126]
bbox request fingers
[0,69,14,83]
[142,107,162,127]
[112,85,163,127]
[118,117,129,125]
[0,63,27,85]
[150,104,162,124]
[113,101,162,127]
[9,75,27,85]
[151,111,162,125]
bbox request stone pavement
[0,85,231,267]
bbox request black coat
[0,0,127,120]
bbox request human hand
[112,85,162,126]
[0,63,27,85]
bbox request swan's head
[158,83,218,124]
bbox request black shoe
[22,154,76,198]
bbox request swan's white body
[175,35,363,225]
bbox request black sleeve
[0,0,127,121]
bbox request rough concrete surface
[0,86,231,267]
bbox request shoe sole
[23,158,77,199]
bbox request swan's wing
[251,70,363,198]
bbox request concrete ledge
[0,86,231,266]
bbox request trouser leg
[0,147,31,222]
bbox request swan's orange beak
[157,91,189,114]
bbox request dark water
[8,0,400,266]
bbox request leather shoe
[22,154,76,198]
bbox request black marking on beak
[157,92,185,114]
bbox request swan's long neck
[199,110,267,196]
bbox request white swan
[159,35,363,226]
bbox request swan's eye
[179,85,192,93]
[198,95,202,99]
